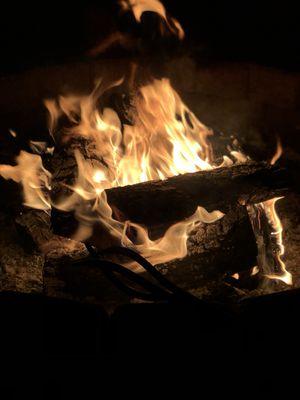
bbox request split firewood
[50,137,290,232]
[156,205,257,282]
[105,161,290,228]
[44,205,257,308]
[48,141,286,283]
[8,139,289,297]
[15,208,88,263]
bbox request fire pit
[0,0,300,312]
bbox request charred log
[44,207,257,308]
[0,212,43,294]
[156,205,257,287]
[50,142,290,234]
[5,143,287,303]
[106,161,290,228]
[0,204,256,309]
[16,209,53,249]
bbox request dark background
[1,2,300,394]
[0,0,299,75]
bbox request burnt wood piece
[1,204,256,307]
[246,203,289,291]
[16,209,53,249]
[50,145,289,235]
[44,207,257,309]
[156,205,257,285]
[0,210,123,310]
[15,208,88,262]
[0,212,44,294]
[106,162,290,228]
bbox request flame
[119,0,184,39]
[251,266,259,276]
[263,198,292,285]
[48,78,224,265]
[239,130,292,285]
[0,150,51,211]
[270,137,283,166]
[0,77,291,284]
[0,77,225,268]
[9,129,17,138]
[0,0,292,289]
[49,78,215,188]
[263,139,291,284]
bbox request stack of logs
[2,134,289,308]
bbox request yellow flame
[49,78,214,189]
[0,0,291,285]
[119,0,184,39]
[263,198,292,285]
[9,129,17,138]
[251,266,259,276]
[48,79,224,265]
[0,150,51,210]
[261,139,291,284]
[0,77,291,284]
[270,137,283,166]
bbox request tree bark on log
[106,162,290,228]
[157,205,257,284]
[1,206,256,309]
[7,145,287,302]
[50,141,290,236]
[43,206,257,309]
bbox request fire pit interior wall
[1,2,300,309]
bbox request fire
[0,150,51,211]
[119,0,185,39]
[1,78,224,267]
[270,137,283,166]
[48,78,217,189]
[120,0,167,21]
[255,137,291,285]
[263,197,292,285]
[0,75,292,283]
[0,0,291,284]
[47,78,225,265]
[251,266,259,276]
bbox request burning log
[48,151,287,277]
[43,205,257,308]
[2,140,286,299]
[156,205,257,288]
[105,161,290,229]
[50,140,289,234]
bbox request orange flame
[0,150,51,211]
[119,0,185,39]
[0,78,291,284]
[264,139,291,284]
[0,0,292,287]
[263,197,292,285]
[49,78,225,265]
[270,137,283,166]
